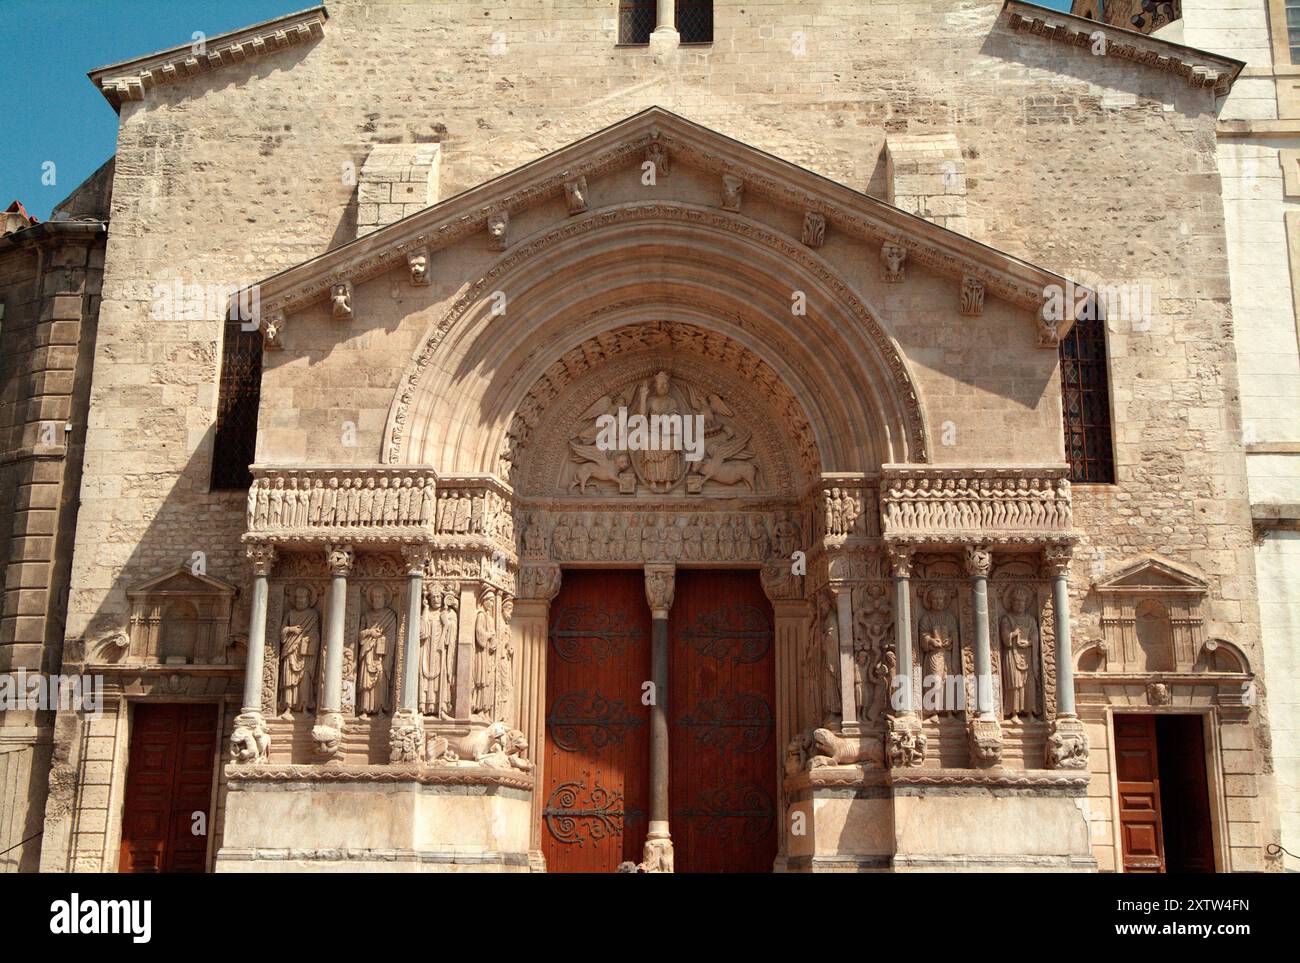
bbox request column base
[231,710,271,763]
[389,709,425,763]
[1046,715,1090,769]
[886,714,927,768]
[968,717,1003,767]
[312,710,345,761]
[639,831,674,873]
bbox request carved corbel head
[330,281,353,320]
[487,210,509,251]
[406,248,430,286]
[721,173,744,212]
[564,175,589,216]
[880,242,907,282]
[261,313,285,350]
[645,140,670,179]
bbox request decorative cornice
[240,107,1077,344]
[88,6,328,111]
[785,765,1090,791]
[1002,1,1243,97]
[224,762,533,790]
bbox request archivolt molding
[384,202,930,469]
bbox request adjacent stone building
[0,1,1285,873]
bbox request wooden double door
[1114,713,1215,873]
[119,702,220,873]
[542,569,777,873]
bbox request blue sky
[0,0,1074,220]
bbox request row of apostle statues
[882,476,1070,531]
[804,580,1045,727]
[249,475,437,529]
[273,581,512,723]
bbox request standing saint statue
[472,589,496,717]
[494,598,515,723]
[999,585,1040,718]
[918,585,957,714]
[278,584,320,716]
[357,584,397,717]
[637,371,685,493]
[418,586,443,716]
[818,594,841,726]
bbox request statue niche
[357,584,397,717]
[278,583,321,716]
[998,584,1042,719]
[563,370,759,497]
[419,584,459,718]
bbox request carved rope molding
[1003,1,1243,97]
[385,204,930,466]
[90,7,329,109]
[880,465,1075,545]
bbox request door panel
[1156,715,1215,873]
[1114,714,1164,873]
[119,703,219,873]
[668,570,776,873]
[543,571,651,872]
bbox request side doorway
[1114,713,1215,873]
[119,702,220,873]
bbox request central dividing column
[965,544,1002,766]
[232,544,276,763]
[314,543,353,761]
[642,563,676,872]
[390,544,432,763]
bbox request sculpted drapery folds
[918,585,957,714]
[357,584,397,717]
[495,597,515,723]
[1000,584,1041,718]
[278,583,320,715]
[419,585,458,717]
[472,589,497,717]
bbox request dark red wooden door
[1115,714,1164,873]
[668,570,777,873]
[543,571,651,872]
[119,702,219,873]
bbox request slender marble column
[516,563,561,871]
[389,545,431,763]
[655,0,674,31]
[966,545,995,719]
[833,585,859,734]
[643,564,675,872]
[232,544,276,763]
[888,546,914,714]
[315,543,353,760]
[1046,546,1076,717]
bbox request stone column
[390,544,432,763]
[965,544,1002,766]
[885,545,924,767]
[655,0,674,31]
[232,544,276,763]
[832,585,859,735]
[642,564,676,872]
[516,563,561,871]
[1044,545,1089,769]
[314,543,353,761]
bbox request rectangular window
[210,317,262,490]
[676,0,713,44]
[1059,311,1116,484]
[1288,0,1300,63]
[618,0,655,44]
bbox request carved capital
[968,717,1003,767]
[1045,716,1089,770]
[801,210,826,248]
[959,275,985,316]
[887,544,915,579]
[644,564,676,617]
[401,543,434,576]
[964,544,992,578]
[760,558,803,602]
[1043,543,1073,579]
[247,543,277,578]
[327,543,355,577]
[518,563,561,602]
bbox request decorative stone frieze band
[1003,1,1243,97]
[90,7,328,109]
[880,465,1074,544]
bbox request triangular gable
[1094,556,1209,592]
[88,6,327,111]
[1003,1,1243,97]
[242,106,1080,347]
[126,565,237,599]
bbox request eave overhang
[1002,0,1244,97]
[88,5,328,111]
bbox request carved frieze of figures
[419,584,458,718]
[819,485,874,539]
[544,509,782,565]
[880,467,1072,539]
[247,470,437,533]
[278,583,321,716]
[564,371,759,496]
[959,275,984,316]
[998,584,1042,719]
[356,584,397,717]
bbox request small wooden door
[668,570,777,873]
[542,571,651,872]
[119,703,219,873]
[1115,714,1164,872]
[1155,715,1215,872]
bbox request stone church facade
[0,1,1284,872]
